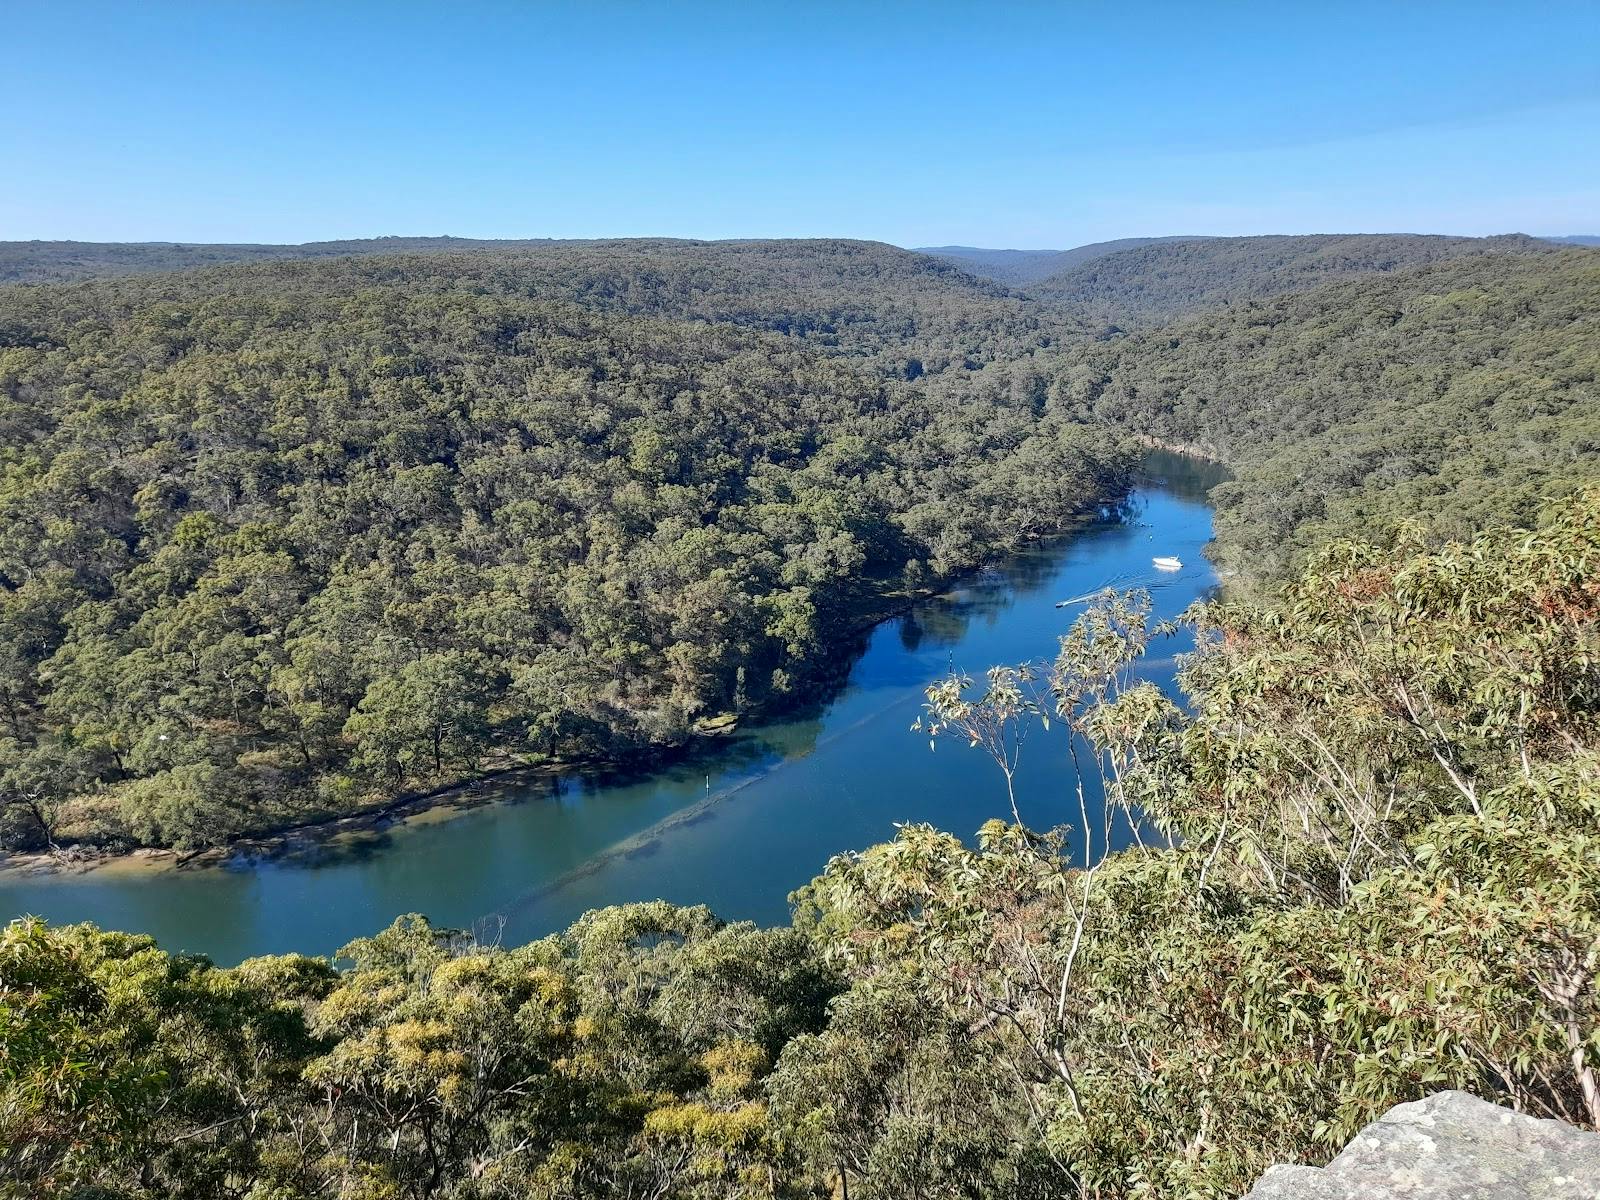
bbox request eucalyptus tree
[797,491,1600,1196]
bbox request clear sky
[6,0,1597,247]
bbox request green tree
[345,651,490,778]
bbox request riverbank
[0,476,1220,963]
[0,516,1102,882]
[0,759,550,878]
[0,449,1210,888]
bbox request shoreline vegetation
[0,501,1123,880]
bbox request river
[0,452,1226,964]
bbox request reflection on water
[1139,447,1231,504]
[0,469,1221,964]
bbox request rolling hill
[1034,232,1557,325]
[1051,245,1600,577]
[0,236,600,284]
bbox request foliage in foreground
[808,488,1600,1194]
[2,492,1596,1198]
[2,903,839,1200]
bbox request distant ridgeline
[1047,245,1600,579]
[0,236,723,285]
[916,236,1211,287]
[1028,231,1561,325]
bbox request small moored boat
[1152,556,1182,571]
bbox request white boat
[1152,556,1183,571]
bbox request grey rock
[1241,1090,1600,1199]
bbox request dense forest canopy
[2,240,1064,375]
[1051,247,1600,577]
[4,233,1599,850]
[0,244,1125,853]
[12,232,1557,297]
[7,235,1217,291]
[1033,231,1557,326]
[0,237,889,286]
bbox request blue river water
[0,453,1224,963]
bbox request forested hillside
[4,239,1053,372]
[8,494,1596,1198]
[1,236,853,286]
[0,245,1125,853]
[1035,232,1556,326]
[3,235,1030,317]
[1052,247,1600,577]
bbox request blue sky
[6,1,1597,247]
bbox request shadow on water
[1137,447,1232,503]
[265,728,819,872]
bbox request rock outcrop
[1242,1090,1600,1199]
